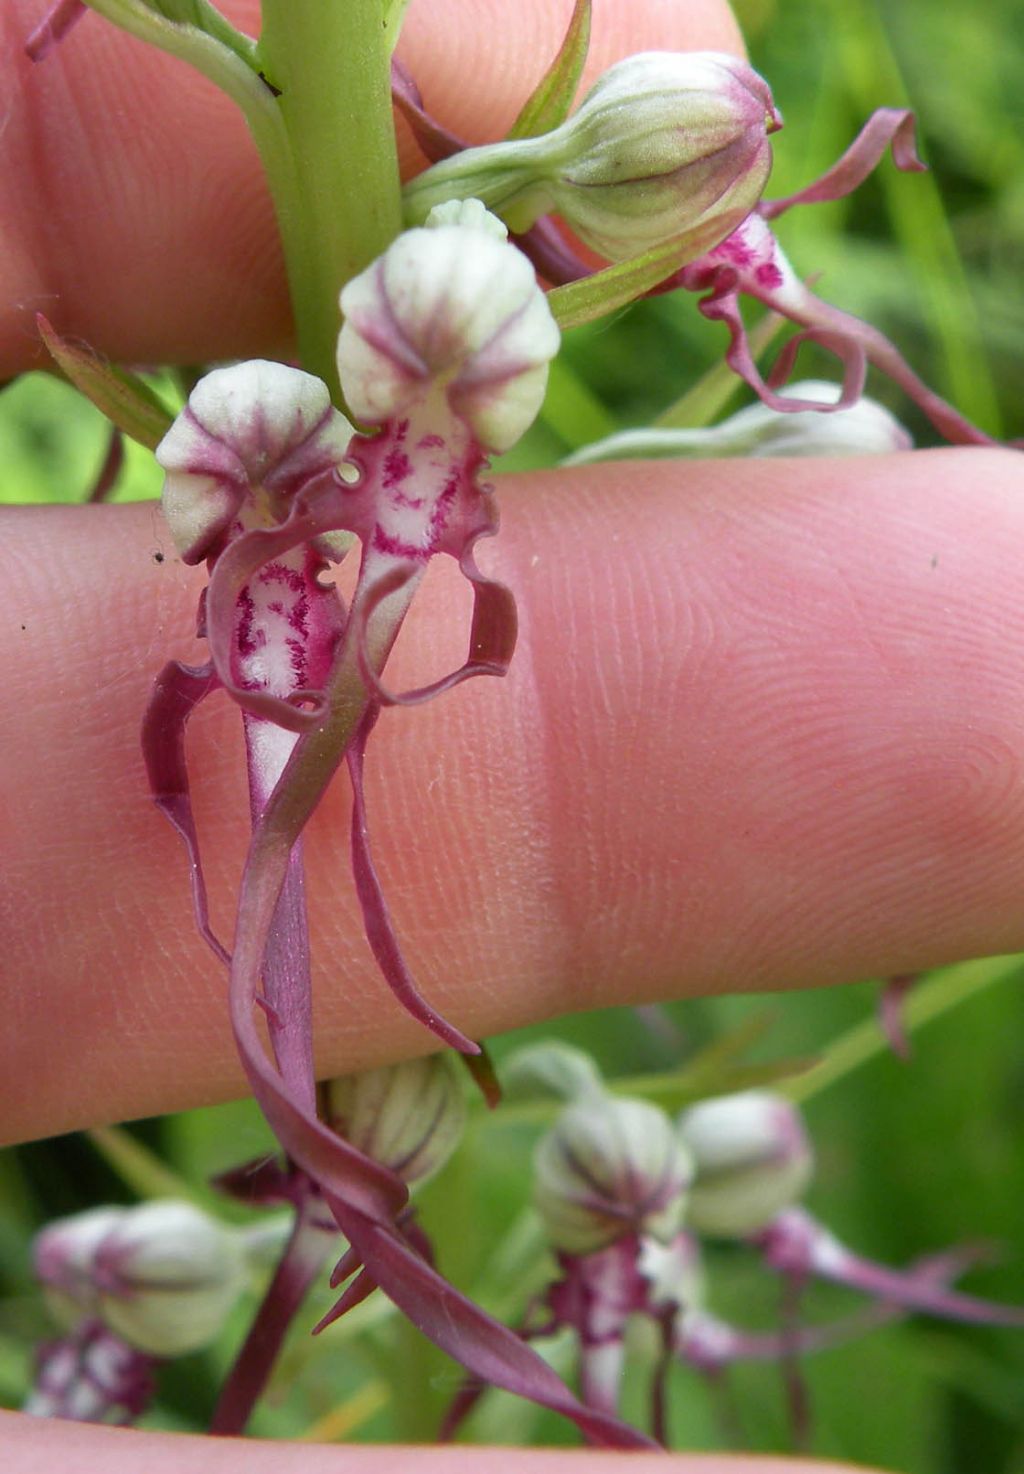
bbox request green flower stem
[257,0,403,400]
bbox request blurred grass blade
[541,353,617,446]
[87,1124,207,1203]
[37,316,172,449]
[298,1379,390,1441]
[614,1052,818,1113]
[506,0,590,140]
[836,0,1002,435]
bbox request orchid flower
[28,1202,292,1425]
[673,174,998,447]
[142,204,652,1449]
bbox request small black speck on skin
[153,551,165,564]
[20,624,26,631]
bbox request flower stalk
[257,0,404,399]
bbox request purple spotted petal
[354,515,517,707]
[203,477,358,732]
[683,215,998,445]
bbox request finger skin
[2,449,1023,1142]
[0,0,743,376]
[0,1411,880,1474]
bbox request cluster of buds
[144,206,662,1452]
[404,52,780,265]
[442,1051,1024,1442]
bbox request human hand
[2,0,1022,1468]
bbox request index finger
[2,447,1023,1142]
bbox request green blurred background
[1,0,1022,1466]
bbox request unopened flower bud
[534,1096,693,1255]
[156,360,355,562]
[94,1201,250,1357]
[501,1041,605,1103]
[337,209,559,452]
[323,1054,466,1186]
[678,1090,813,1238]
[34,1207,128,1327]
[35,1202,251,1357]
[404,52,780,264]
[564,380,913,466]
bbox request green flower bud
[323,1054,466,1186]
[33,1207,127,1329]
[534,1095,693,1255]
[501,1041,605,1103]
[92,1202,250,1357]
[34,1202,252,1358]
[404,51,780,263]
[678,1090,814,1238]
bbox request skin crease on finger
[0,0,744,377]
[1,449,1023,1144]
